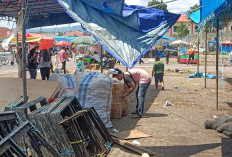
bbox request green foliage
[187,4,200,15]
[177,24,189,38]
[148,0,168,12]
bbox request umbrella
[71,36,97,45]
[170,40,190,47]
[55,40,71,46]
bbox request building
[166,14,198,38]
[166,14,232,42]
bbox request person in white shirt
[92,51,101,63]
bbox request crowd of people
[15,45,105,80]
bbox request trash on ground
[187,72,216,79]
[112,128,119,133]
[132,140,141,146]
[213,115,218,118]
[221,115,231,120]
[163,100,174,107]
[142,153,150,157]
[204,118,232,138]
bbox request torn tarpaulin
[57,0,180,68]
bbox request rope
[61,150,75,156]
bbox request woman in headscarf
[40,49,51,80]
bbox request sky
[125,0,199,13]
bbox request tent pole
[22,0,28,103]
[205,26,208,88]
[100,46,103,73]
[197,36,200,77]
[216,17,219,110]
[16,33,18,63]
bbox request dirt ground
[0,55,232,157]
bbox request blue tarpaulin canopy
[57,0,180,67]
[188,0,232,26]
[54,37,78,43]
[0,0,180,68]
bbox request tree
[177,24,189,38]
[148,0,168,12]
[187,4,200,15]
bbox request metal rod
[216,18,219,110]
[205,27,208,88]
[197,37,200,77]
[22,0,27,103]
[100,47,103,73]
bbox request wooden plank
[111,129,152,140]
[113,137,163,157]
[0,78,61,111]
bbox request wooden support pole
[22,0,28,103]
[197,36,200,77]
[101,46,103,73]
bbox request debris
[221,115,231,120]
[163,100,174,107]
[204,119,232,138]
[177,89,184,92]
[142,153,150,157]
[213,115,218,118]
[175,68,180,72]
[175,118,179,121]
[132,140,141,146]
[112,128,119,133]
[113,137,163,157]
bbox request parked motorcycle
[102,56,116,69]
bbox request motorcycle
[102,56,116,69]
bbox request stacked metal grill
[59,107,113,157]
[27,96,82,157]
[0,111,61,157]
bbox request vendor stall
[177,55,198,64]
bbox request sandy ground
[0,55,232,157]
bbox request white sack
[74,71,112,128]
[50,74,75,97]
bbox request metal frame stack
[27,96,82,157]
[0,111,61,157]
[59,107,113,157]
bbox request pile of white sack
[50,71,113,128]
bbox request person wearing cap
[112,68,151,118]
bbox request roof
[177,14,191,23]
[0,0,76,28]
[0,27,11,40]
[63,31,84,37]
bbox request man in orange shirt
[187,46,195,65]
